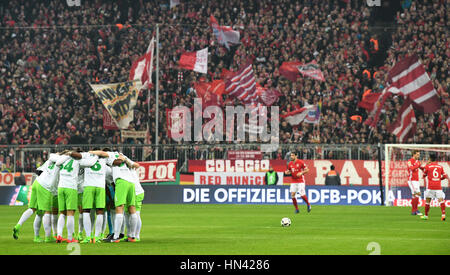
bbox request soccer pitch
[1,204,449,255]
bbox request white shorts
[290,182,306,196]
[408,181,420,194]
[424,189,445,200]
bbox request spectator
[325,165,341,186]
[0,0,446,148]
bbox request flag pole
[155,23,159,161]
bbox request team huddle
[12,149,144,243]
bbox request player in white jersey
[13,152,69,242]
[55,151,98,243]
[102,164,113,238]
[71,149,109,244]
[89,149,138,242]
[129,167,144,242]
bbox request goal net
[384,144,450,206]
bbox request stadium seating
[0,0,447,150]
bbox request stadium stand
[0,0,447,151]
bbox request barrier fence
[0,143,380,174]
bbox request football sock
[33,214,42,237]
[83,212,92,238]
[67,216,75,241]
[43,213,52,238]
[51,214,58,235]
[90,210,96,229]
[78,214,83,235]
[441,202,446,216]
[109,211,115,234]
[425,203,430,216]
[411,197,419,212]
[292,198,299,210]
[17,208,34,226]
[301,195,310,206]
[57,214,65,237]
[129,213,137,238]
[120,213,125,234]
[135,211,142,239]
[124,212,130,235]
[95,214,104,237]
[113,214,124,239]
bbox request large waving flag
[178,48,208,74]
[224,62,257,104]
[387,55,441,113]
[129,37,155,89]
[90,80,142,129]
[387,99,417,143]
[210,15,240,50]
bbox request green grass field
[1,204,449,255]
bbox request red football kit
[407,157,421,181]
[288,159,307,183]
[423,162,448,190]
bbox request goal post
[384,144,450,206]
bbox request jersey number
[432,168,439,180]
[91,162,102,171]
[62,159,74,173]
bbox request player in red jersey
[407,150,424,216]
[421,153,448,221]
[285,152,310,214]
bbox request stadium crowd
[0,0,448,156]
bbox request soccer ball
[281,217,291,227]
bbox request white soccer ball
[281,217,291,227]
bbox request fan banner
[179,48,208,74]
[136,160,177,182]
[90,80,142,129]
[186,160,450,187]
[166,107,188,139]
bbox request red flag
[178,48,208,74]
[358,92,383,111]
[129,37,154,89]
[256,85,282,106]
[210,15,240,50]
[225,62,257,104]
[279,60,325,82]
[387,55,441,113]
[194,80,224,109]
[297,60,325,81]
[279,61,302,81]
[387,99,417,143]
[281,105,318,126]
[363,86,401,128]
